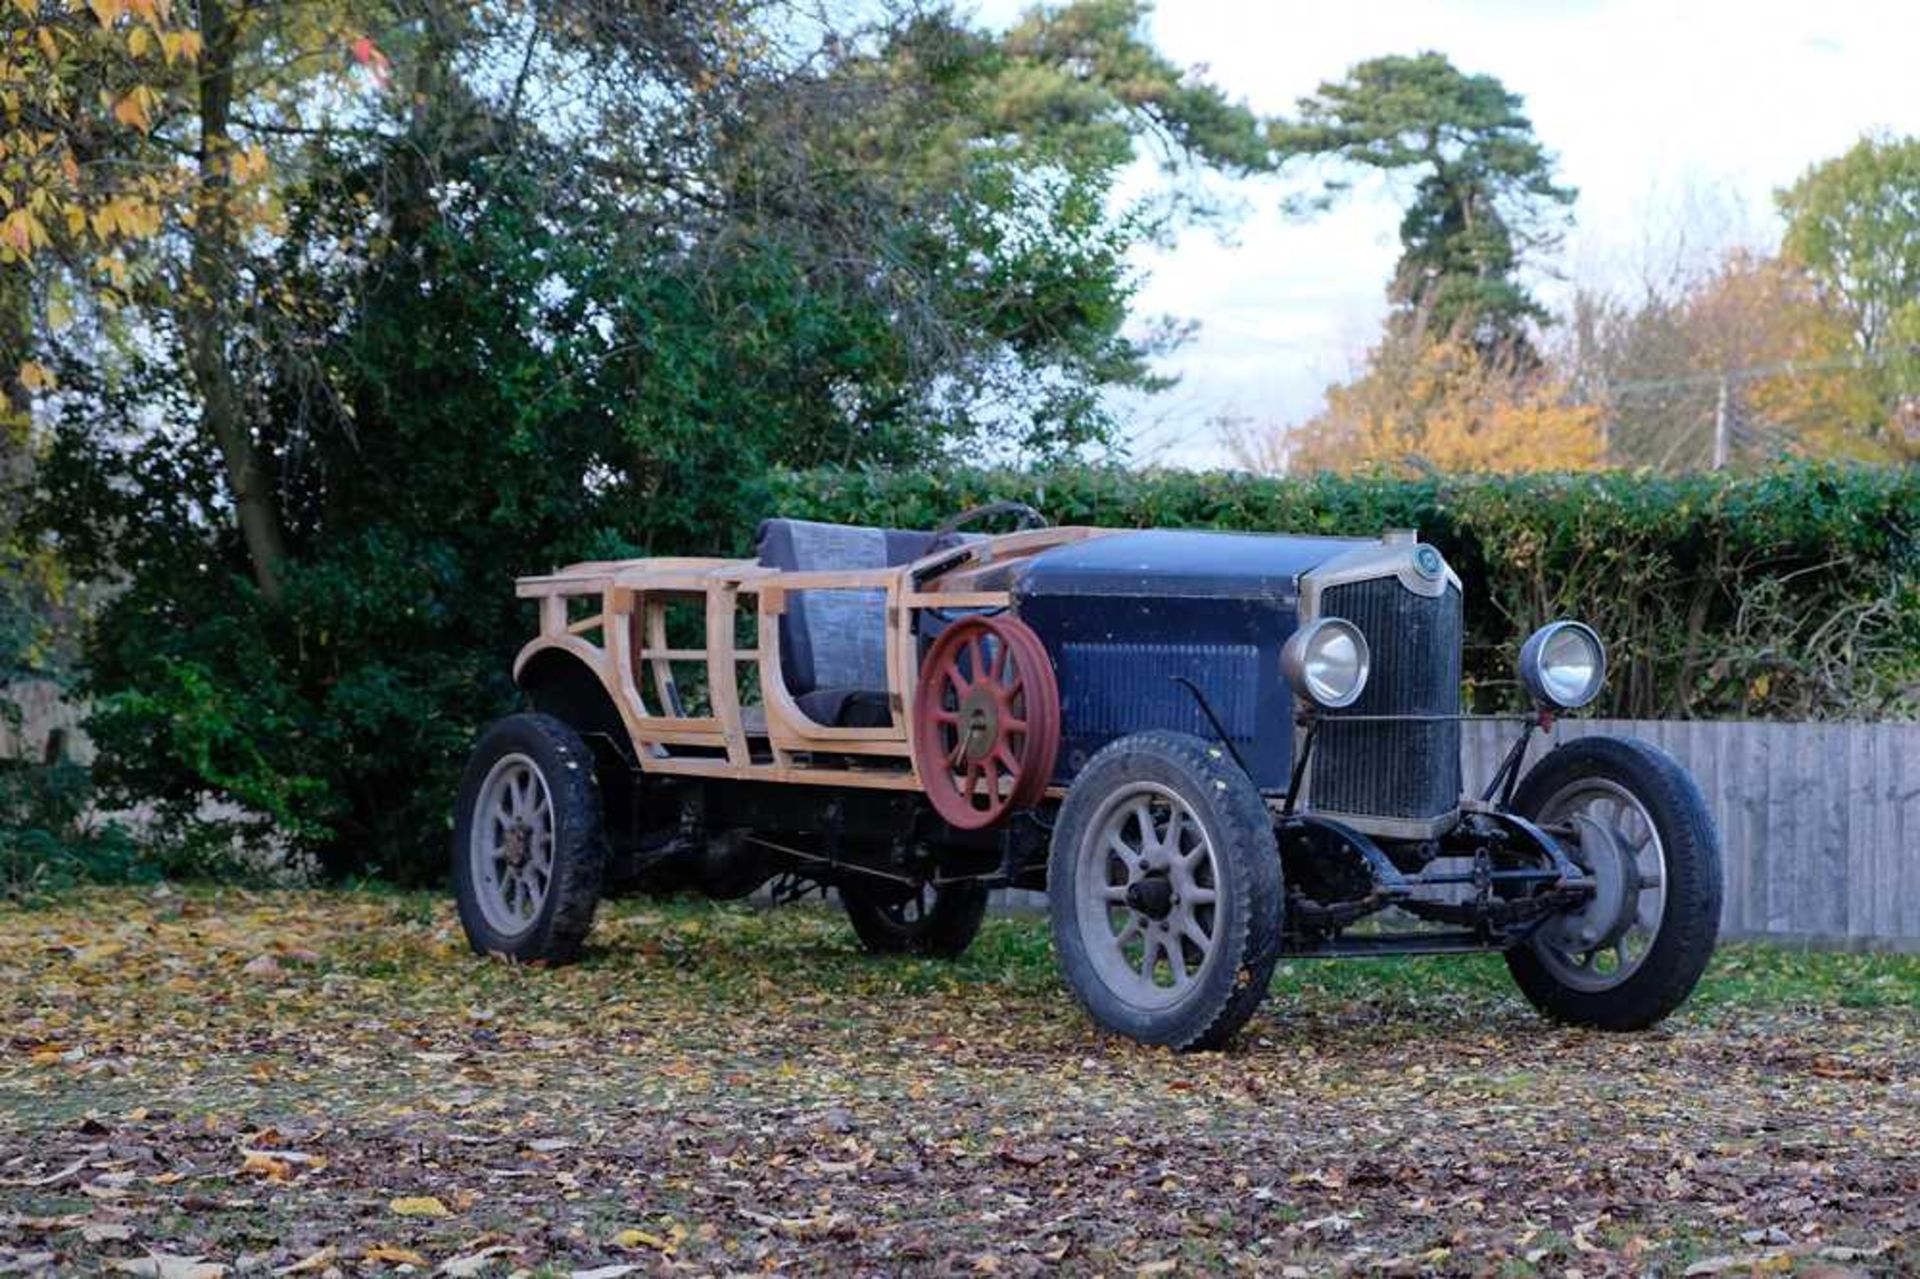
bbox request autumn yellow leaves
[1,0,205,272]
[1,889,1914,1273]
[1276,332,1607,476]
[0,0,268,289]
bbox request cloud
[974,0,1920,461]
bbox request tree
[1778,134,1919,356]
[1777,133,1920,440]
[0,0,198,425]
[31,0,1284,877]
[1227,317,1603,475]
[1558,250,1896,470]
[1271,52,1575,357]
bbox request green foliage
[1776,132,1920,438]
[769,462,1920,721]
[31,2,1281,883]
[1272,51,1575,354]
[0,756,141,902]
[18,7,1916,894]
[1777,132,1920,357]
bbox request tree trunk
[0,276,29,430]
[1,275,33,514]
[185,0,287,603]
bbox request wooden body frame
[512,526,1116,794]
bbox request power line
[1600,344,1917,398]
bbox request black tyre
[1047,731,1283,1051]
[452,713,607,962]
[1505,735,1722,1030]
[841,879,990,958]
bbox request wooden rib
[624,722,728,747]
[785,738,913,758]
[754,600,793,770]
[900,591,1013,609]
[510,634,607,685]
[706,584,750,768]
[604,591,654,720]
[757,567,899,590]
[754,567,911,753]
[644,598,680,717]
[881,576,902,733]
[640,756,922,789]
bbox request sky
[971,0,1920,466]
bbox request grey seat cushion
[755,518,938,706]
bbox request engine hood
[1013,529,1368,601]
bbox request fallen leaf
[107,1255,228,1279]
[1818,1244,1889,1261]
[0,1158,86,1188]
[437,1244,519,1276]
[239,1152,291,1183]
[270,1248,336,1276]
[389,1195,452,1219]
[364,1244,430,1266]
[1684,1257,1792,1277]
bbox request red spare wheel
[911,614,1061,830]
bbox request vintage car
[452,504,1723,1049]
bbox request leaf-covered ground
[1,889,1914,1277]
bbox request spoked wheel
[1507,736,1722,1030]
[1048,732,1282,1051]
[1077,783,1223,1008]
[472,753,555,931]
[452,713,607,963]
[841,879,991,958]
[912,614,1060,830]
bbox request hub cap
[470,753,555,936]
[1533,777,1669,990]
[1075,783,1222,1011]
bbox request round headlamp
[1518,620,1606,710]
[1282,617,1371,710]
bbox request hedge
[31,463,1916,889]
[765,464,1920,721]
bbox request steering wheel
[929,500,1050,545]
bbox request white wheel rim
[470,752,556,936]
[1533,777,1670,991]
[1075,782,1222,1011]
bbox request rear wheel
[452,713,607,963]
[1047,731,1282,1051]
[1506,735,1721,1030]
[841,880,990,958]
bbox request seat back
[755,519,936,697]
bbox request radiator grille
[1059,642,1260,742]
[1310,579,1462,826]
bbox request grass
[573,889,1920,1012]
[1,886,1913,1275]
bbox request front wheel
[1047,731,1283,1051]
[452,713,607,963]
[1506,735,1722,1030]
